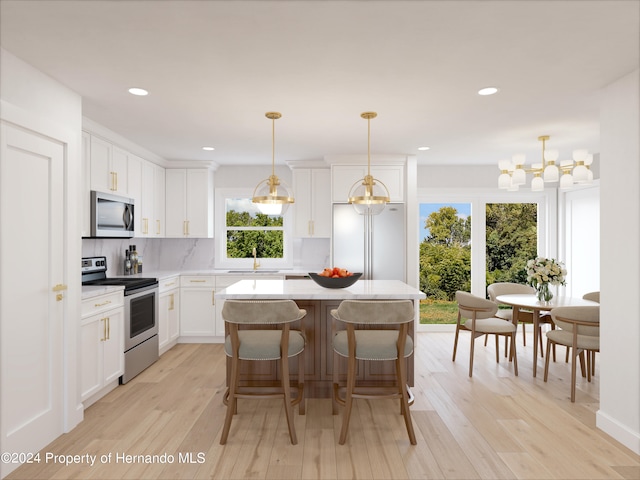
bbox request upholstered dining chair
[487,282,553,351]
[220,299,306,445]
[582,291,600,303]
[331,300,417,445]
[453,291,518,378]
[544,305,599,402]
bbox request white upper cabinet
[154,166,166,237]
[165,168,214,238]
[90,136,131,195]
[331,164,405,203]
[292,168,331,237]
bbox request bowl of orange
[308,267,362,289]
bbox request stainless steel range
[82,256,159,383]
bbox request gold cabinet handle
[101,317,107,341]
[212,289,215,306]
[156,220,161,235]
[186,220,190,236]
[190,279,206,283]
[52,284,68,292]
[169,293,174,311]
[183,220,187,236]
[115,172,118,191]
[164,281,176,287]
[94,300,112,307]
[107,317,110,340]
[143,218,148,234]
[110,171,116,191]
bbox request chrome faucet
[252,247,260,270]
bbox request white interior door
[0,122,65,470]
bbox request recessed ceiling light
[418,146,430,151]
[128,87,149,96]
[202,146,215,151]
[478,87,499,96]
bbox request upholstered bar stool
[331,299,417,445]
[220,299,306,445]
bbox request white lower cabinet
[80,290,124,405]
[179,276,216,339]
[159,275,180,354]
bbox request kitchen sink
[226,270,280,274]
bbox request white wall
[597,68,640,454]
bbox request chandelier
[348,112,390,215]
[252,112,294,215]
[498,135,593,191]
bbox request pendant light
[252,111,294,215]
[348,112,390,215]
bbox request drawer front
[82,291,124,317]
[181,275,215,288]
[159,275,180,293]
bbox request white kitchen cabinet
[128,154,142,234]
[81,131,91,237]
[80,290,124,405]
[154,165,166,237]
[165,169,214,238]
[90,135,130,195]
[214,274,284,336]
[179,276,216,338]
[159,275,180,354]
[292,168,331,237]
[331,164,405,203]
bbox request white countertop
[214,279,426,300]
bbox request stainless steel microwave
[90,190,135,238]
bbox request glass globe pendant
[348,112,390,215]
[252,112,294,215]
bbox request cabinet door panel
[154,166,166,237]
[180,288,215,336]
[90,136,112,193]
[185,169,211,237]
[311,169,331,237]
[102,309,124,384]
[80,318,102,401]
[165,169,186,237]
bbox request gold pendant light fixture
[252,111,294,215]
[497,135,593,191]
[348,112,390,215]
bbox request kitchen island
[215,279,426,398]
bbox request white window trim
[214,187,294,270]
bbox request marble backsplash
[82,237,330,275]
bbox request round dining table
[495,294,598,377]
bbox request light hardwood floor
[7,332,640,480]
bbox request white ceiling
[1,0,638,167]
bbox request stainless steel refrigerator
[332,203,405,281]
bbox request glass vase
[536,283,553,303]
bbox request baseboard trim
[596,409,640,455]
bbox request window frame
[214,188,294,270]
[416,187,556,331]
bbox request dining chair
[331,300,417,445]
[544,305,599,402]
[563,291,601,364]
[487,282,552,351]
[453,291,518,378]
[582,291,600,303]
[220,299,306,445]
